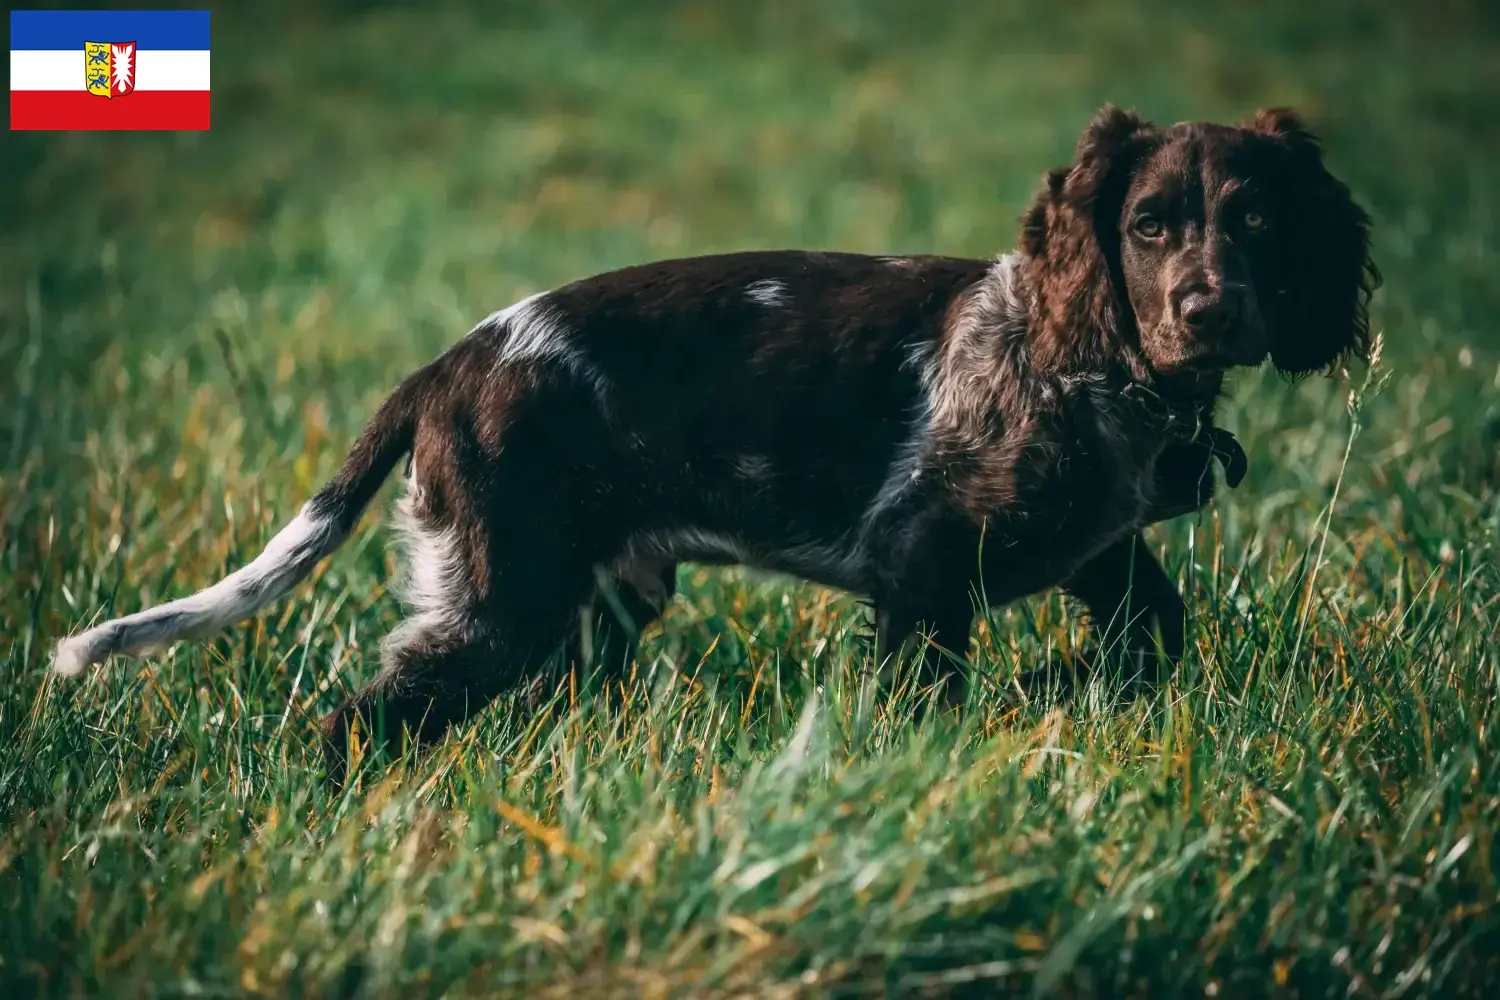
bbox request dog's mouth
[1157,329,1269,374]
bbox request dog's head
[1021,105,1378,386]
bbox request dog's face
[1022,106,1378,383]
[1117,127,1279,374]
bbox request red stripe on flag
[10,91,210,131]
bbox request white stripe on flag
[10,50,211,91]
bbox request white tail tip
[52,632,106,678]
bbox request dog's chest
[1080,396,1166,523]
[947,394,1168,580]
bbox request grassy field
[5,0,1500,995]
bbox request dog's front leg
[1059,532,1186,691]
[875,596,973,711]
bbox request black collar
[1117,380,1212,438]
[1117,381,1246,488]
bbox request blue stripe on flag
[10,10,211,51]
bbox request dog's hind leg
[570,557,677,689]
[320,476,594,785]
[321,626,506,784]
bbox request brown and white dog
[53,105,1376,778]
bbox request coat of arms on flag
[85,41,137,99]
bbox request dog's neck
[926,254,1219,446]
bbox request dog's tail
[52,365,436,679]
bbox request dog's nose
[1180,288,1242,334]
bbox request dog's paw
[1013,648,1167,701]
[1012,655,1085,701]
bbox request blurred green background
[4,1,1500,996]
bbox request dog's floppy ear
[1022,104,1156,371]
[1248,107,1380,376]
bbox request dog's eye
[1243,210,1265,232]
[1133,215,1164,239]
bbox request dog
[53,105,1376,780]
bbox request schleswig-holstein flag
[10,10,210,130]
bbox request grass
[4,0,1500,995]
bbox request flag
[10,10,210,130]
